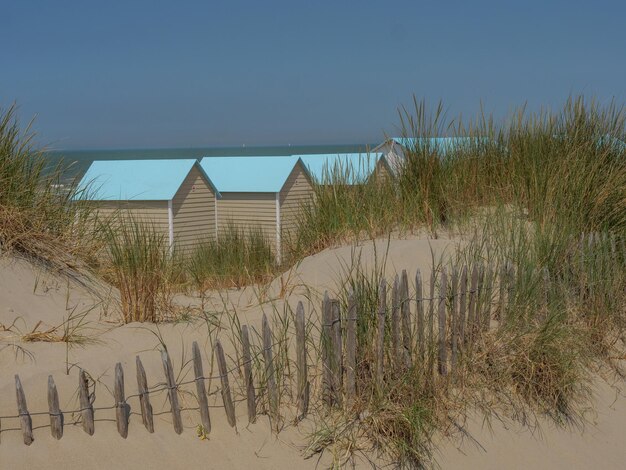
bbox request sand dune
[1,236,624,469]
[437,378,626,469]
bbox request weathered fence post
[48,375,63,440]
[438,271,448,376]
[192,341,211,433]
[294,302,308,420]
[601,231,609,274]
[376,277,387,389]
[541,267,550,321]
[427,271,436,380]
[331,299,343,406]
[610,233,617,259]
[578,235,586,301]
[345,290,357,407]
[15,375,33,445]
[321,292,334,405]
[78,369,94,436]
[391,274,401,366]
[241,325,257,423]
[467,266,478,344]
[459,266,468,346]
[416,269,425,360]
[215,340,236,428]
[474,265,485,335]
[507,262,515,310]
[400,269,412,367]
[578,233,586,266]
[135,356,154,433]
[483,265,493,332]
[262,314,279,431]
[161,349,183,434]
[498,262,507,324]
[585,233,593,292]
[450,268,459,371]
[114,362,129,438]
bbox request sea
[44,143,375,186]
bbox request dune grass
[4,96,626,466]
[100,220,276,322]
[292,96,626,253]
[101,216,181,323]
[0,104,101,268]
[186,222,276,291]
[303,212,625,467]
[297,97,626,466]
[289,160,398,257]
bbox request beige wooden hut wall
[93,200,170,239]
[279,162,314,245]
[172,165,217,253]
[216,193,277,247]
[370,159,393,183]
[371,141,405,174]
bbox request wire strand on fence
[0,338,278,426]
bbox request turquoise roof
[391,137,488,154]
[76,159,215,201]
[200,156,302,192]
[597,135,626,151]
[297,153,384,184]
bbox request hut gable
[199,156,302,244]
[77,159,219,251]
[279,160,314,240]
[200,156,315,262]
[369,157,393,183]
[172,165,217,252]
[374,137,491,174]
[372,140,406,173]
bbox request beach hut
[297,152,392,185]
[373,137,484,173]
[77,159,219,252]
[199,156,314,262]
[597,135,626,152]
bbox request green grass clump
[102,216,180,323]
[0,104,100,267]
[187,222,275,290]
[508,315,584,416]
[289,162,397,256]
[455,206,624,413]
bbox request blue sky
[2,0,625,150]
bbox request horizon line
[45,141,380,154]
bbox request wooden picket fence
[314,231,624,408]
[318,264,506,408]
[3,306,310,446]
[1,230,622,446]
[0,264,503,446]
[5,339,249,445]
